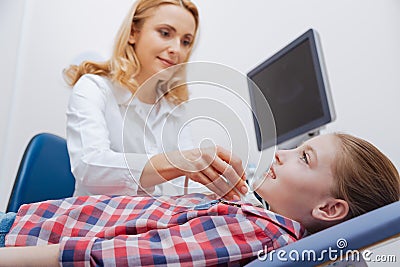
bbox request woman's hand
[141,146,248,200]
[176,145,248,200]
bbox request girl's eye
[301,151,310,164]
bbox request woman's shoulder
[72,74,115,96]
[71,74,132,107]
[75,74,112,90]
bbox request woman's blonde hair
[332,133,399,219]
[63,0,199,104]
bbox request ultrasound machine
[247,28,335,151]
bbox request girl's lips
[265,166,276,179]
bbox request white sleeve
[66,75,150,196]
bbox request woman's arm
[67,75,148,196]
[0,244,59,267]
[67,75,248,199]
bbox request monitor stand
[277,129,321,150]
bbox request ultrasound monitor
[247,29,335,150]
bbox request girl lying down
[0,133,399,266]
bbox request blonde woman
[63,0,248,199]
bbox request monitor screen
[247,29,335,150]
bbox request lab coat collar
[129,95,186,118]
[157,95,186,118]
[114,84,185,118]
[111,82,133,106]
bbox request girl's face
[130,4,196,85]
[256,134,339,222]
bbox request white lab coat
[66,74,205,196]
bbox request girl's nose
[275,150,282,164]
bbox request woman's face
[256,134,339,222]
[130,4,196,85]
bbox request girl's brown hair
[63,0,199,105]
[332,133,399,219]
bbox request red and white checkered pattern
[6,193,305,266]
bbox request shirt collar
[240,203,307,240]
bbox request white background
[0,0,399,211]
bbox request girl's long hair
[332,133,399,219]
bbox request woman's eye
[159,29,170,37]
[182,39,191,47]
[301,151,309,164]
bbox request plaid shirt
[6,193,306,266]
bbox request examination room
[0,0,399,266]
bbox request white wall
[1,0,399,211]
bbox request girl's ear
[312,198,349,222]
